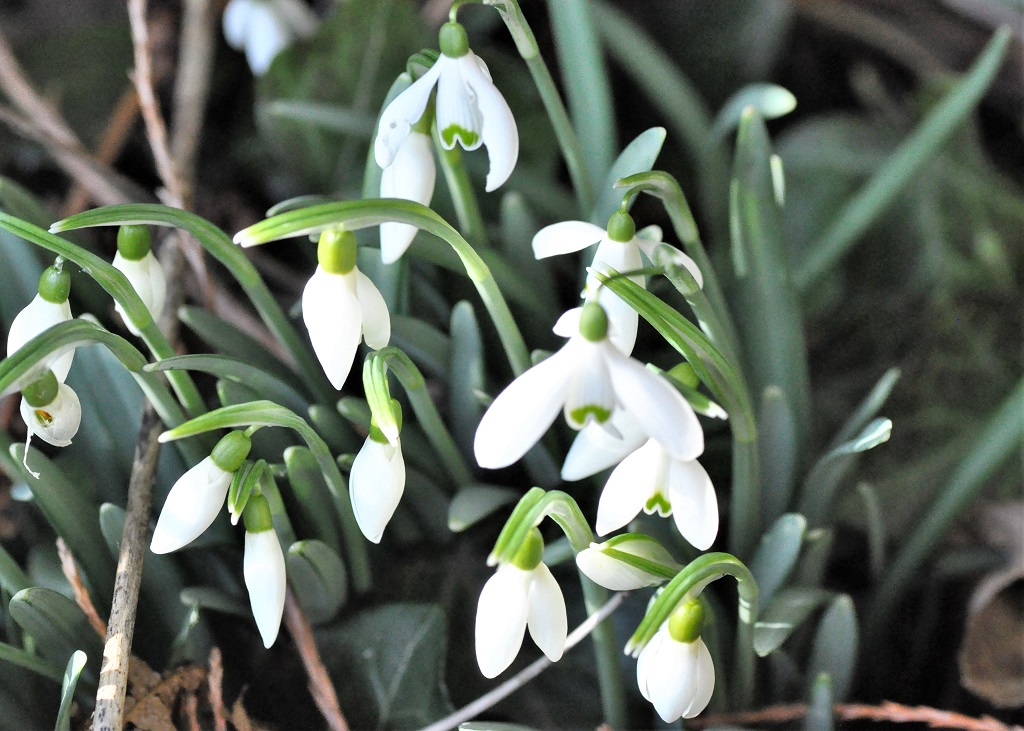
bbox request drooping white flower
[596,439,718,550]
[8,265,74,383]
[475,561,567,678]
[19,381,81,448]
[222,0,318,75]
[113,250,167,336]
[379,130,436,264]
[349,433,406,544]
[375,22,517,193]
[474,303,703,470]
[637,625,715,722]
[302,231,390,390]
[560,408,647,481]
[576,534,680,591]
[244,526,287,648]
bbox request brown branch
[171,0,216,196]
[283,590,349,731]
[689,701,1024,731]
[208,647,228,731]
[56,537,107,638]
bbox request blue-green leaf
[287,540,347,625]
[9,588,102,689]
[54,650,87,731]
[753,587,832,657]
[808,595,858,702]
[591,127,666,225]
[749,513,806,608]
[448,485,520,533]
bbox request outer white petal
[682,639,715,719]
[589,239,644,354]
[379,131,436,263]
[302,267,361,390]
[636,627,665,703]
[354,270,391,351]
[461,53,518,191]
[244,529,287,648]
[532,221,605,260]
[113,251,167,335]
[561,410,646,481]
[551,307,581,338]
[604,344,704,461]
[667,459,719,551]
[576,543,664,591]
[596,440,662,536]
[151,456,231,554]
[526,563,566,662]
[473,343,579,469]
[19,383,81,448]
[634,238,705,289]
[643,630,701,723]
[349,437,405,544]
[243,3,291,75]
[222,0,254,49]
[475,564,532,678]
[7,295,74,383]
[375,60,445,168]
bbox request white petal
[222,0,253,49]
[682,639,715,719]
[349,437,405,544]
[561,410,646,481]
[113,251,166,335]
[19,383,81,448]
[576,543,662,591]
[302,267,361,390]
[436,56,483,152]
[475,564,531,678]
[667,459,719,551]
[604,344,704,461]
[375,60,444,168]
[244,529,287,648]
[595,440,662,536]
[532,221,606,260]
[645,631,700,723]
[354,270,391,350]
[379,131,436,263]
[473,344,578,469]
[151,456,231,554]
[588,239,643,355]
[242,3,291,75]
[634,238,705,289]
[596,285,639,356]
[563,342,615,430]
[7,295,73,383]
[460,52,518,191]
[636,628,665,703]
[526,563,566,662]
[551,307,581,338]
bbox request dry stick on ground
[208,648,228,731]
[56,537,108,638]
[283,590,349,731]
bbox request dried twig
[56,537,107,638]
[171,0,216,198]
[208,647,228,731]
[283,590,349,731]
[183,692,202,731]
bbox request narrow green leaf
[9,588,102,687]
[307,403,362,455]
[54,650,87,731]
[0,641,64,684]
[260,100,377,136]
[855,483,886,580]
[711,83,797,140]
[287,540,348,625]
[0,543,31,596]
[448,485,521,533]
[807,595,858,702]
[448,302,484,457]
[391,315,451,381]
[179,587,249,618]
[748,513,806,609]
[591,127,665,225]
[804,673,835,731]
[794,528,834,588]
[497,194,558,323]
[835,368,901,446]
[753,587,832,657]
[285,447,342,554]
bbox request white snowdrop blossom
[350,430,406,544]
[474,303,703,470]
[113,250,167,336]
[575,534,680,591]
[302,231,390,390]
[597,439,718,550]
[19,382,81,448]
[222,0,318,75]
[243,523,287,648]
[475,557,567,678]
[560,408,647,481]
[637,624,715,722]
[375,22,517,193]
[8,266,74,383]
[379,130,436,263]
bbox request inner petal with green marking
[644,491,672,517]
[441,124,480,150]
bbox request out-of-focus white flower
[575,534,680,591]
[19,381,80,448]
[474,303,703,470]
[379,130,436,264]
[222,0,318,75]
[8,265,74,383]
[350,431,406,544]
[302,231,390,390]
[637,624,715,722]
[113,251,166,336]
[244,523,287,648]
[375,22,517,193]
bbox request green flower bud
[38,264,70,304]
[579,302,609,343]
[606,210,636,243]
[668,363,700,390]
[510,528,544,571]
[117,225,152,261]
[668,598,705,644]
[210,430,252,473]
[317,230,358,275]
[439,21,469,58]
[22,370,59,407]
[242,494,274,533]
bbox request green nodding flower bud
[22,370,59,407]
[38,264,70,304]
[606,209,636,243]
[668,598,705,644]
[439,21,469,58]
[579,302,609,343]
[510,528,544,571]
[668,363,700,390]
[318,229,357,275]
[210,430,252,473]
[242,494,274,533]
[117,225,152,261]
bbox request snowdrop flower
[475,529,566,678]
[112,225,166,336]
[560,408,647,481]
[379,129,436,263]
[597,439,718,550]
[19,370,80,449]
[637,599,715,722]
[7,264,73,383]
[151,431,252,554]
[576,534,680,591]
[474,302,703,470]
[533,211,704,355]
[222,0,318,75]
[350,411,406,544]
[302,230,390,390]
[375,22,517,193]
[242,495,287,648]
